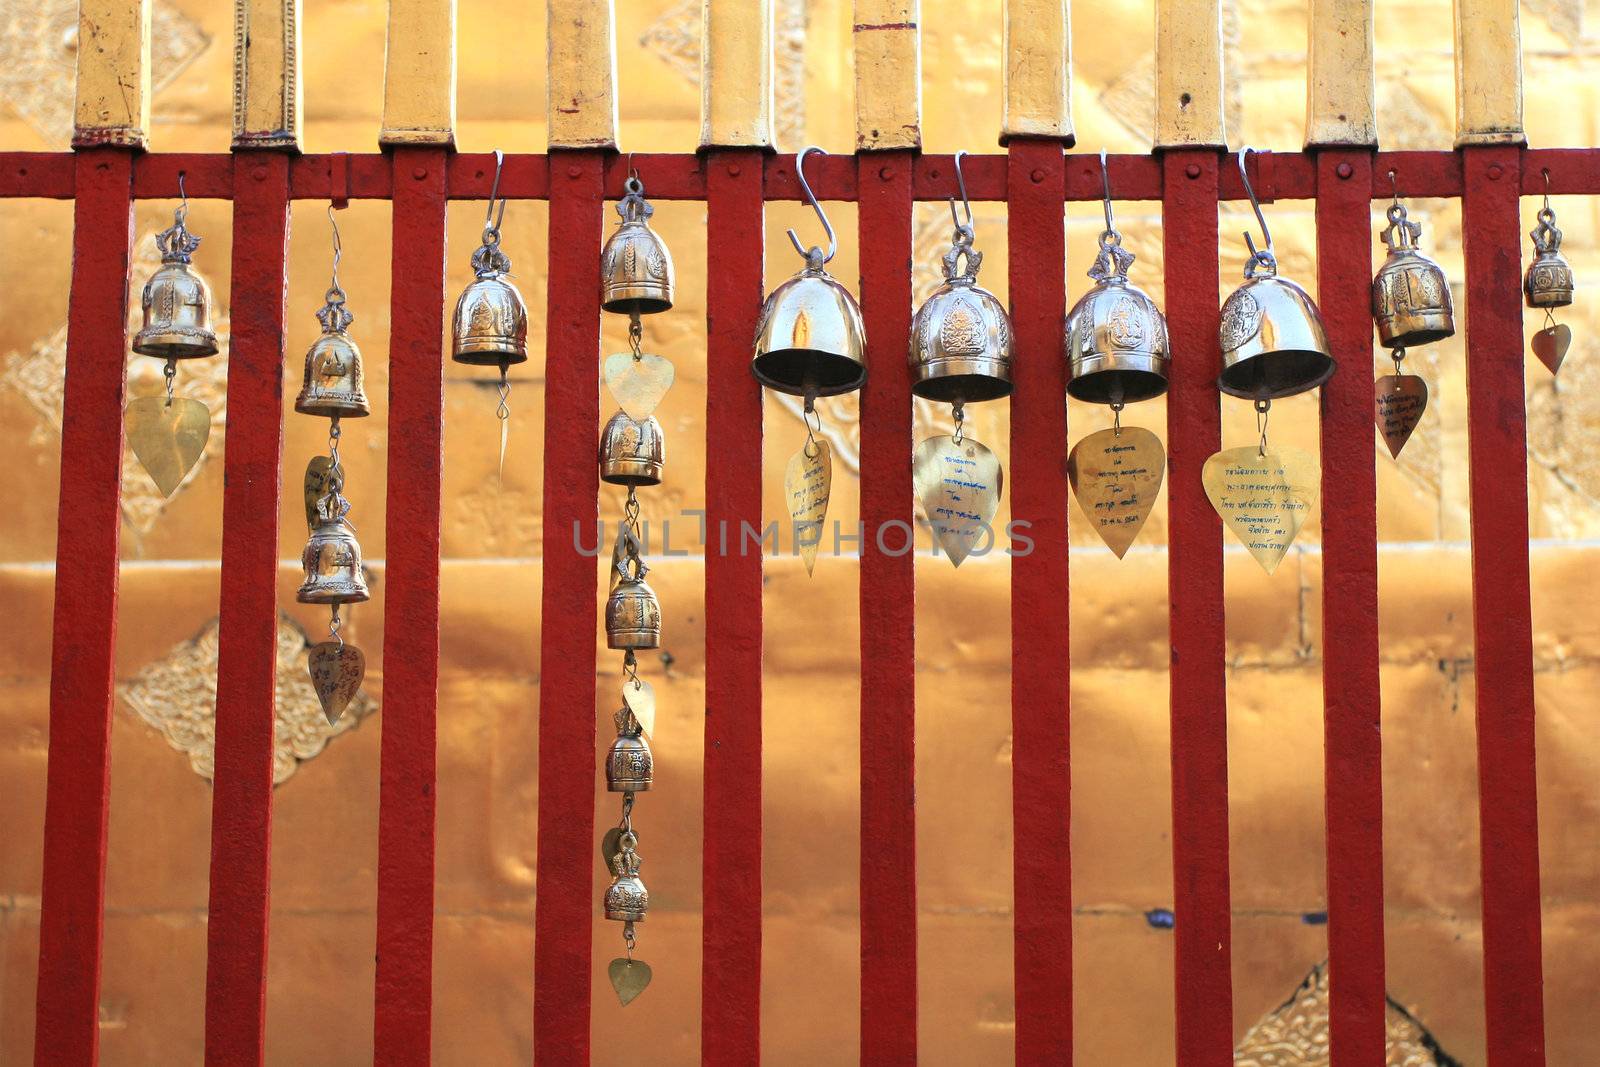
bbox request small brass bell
[1372,196,1454,350]
[607,721,653,793]
[452,153,528,369]
[296,293,370,419]
[607,558,661,651]
[605,832,649,922]
[601,175,674,315]
[297,493,370,605]
[133,199,219,360]
[599,411,665,487]
[1218,148,1334,401]
[1065,239,1169,405]
[910,196,1012,404]
[752,147,867,397]
[1525,204,1574,310]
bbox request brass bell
[1218,148,1334,401]
[1371,198,1454,350]
[604,831,648,922]
[1065,241,1170,405]
[752,147,867,397]
[133,196,219,360]
[297,494,370,605]
[606,721,653,793]
[910,185,1012,404]
[607,558,661,651]
[295,293,370,418]
[1525,204,1574,310]
[601,175,673,315]
[452,155,528,368]
[599,411,665,487]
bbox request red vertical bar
[701,146,764,1065]
[32,147,134,1067]
[857,150,917,1065]
[1161,149,1232,1066]
[1461,144,1546,1064]
[374,146,447,1065]
[533,149,604,1063]
[205,150,292,1066]
[1006,138,1071,1065]
[1315,150,1387,1067]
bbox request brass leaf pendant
[600,827,623,870]
[913,435,1003,568]
[1532,323,1571,375]
[1066,426,1164,558]
[608,957,652,1007]
[784,438,832,576]
[303,456,335,531]
[1374,374,1428,459]
[603,352,676,420]
[307,641,365,725]
[1201,446,1319,575]
[623,677,656,737]
[126,395,210,498]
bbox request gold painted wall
[0,1,1597,1064]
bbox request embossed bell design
[1525,199,1574,310]
[607,556,662,651]
[601,173,674,315]
[297,492,371,606]
[451,168,529,370]
[605,831,649,922]
[599,411,665,487]
[752,146,866,397]
[607,722,654,793]
[1372,184,1454,350]
[1218,148,1333,400]
[134,180,219,361]
[1066,152,1169,405]
[296,212,370,418]
[911,156,1011,404]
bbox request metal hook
[1388,168,1400,207]
[326,203,343,292]
[485,149,507,235]
[1236,146,1275,271]
[786,146,837,268]
[948,150,974,233]
[176,171,189,226]
[1099,148,1116,234]
[1542,167,1552,211]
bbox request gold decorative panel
[1234,963,1459,1066]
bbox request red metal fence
[16,142,1593,1064]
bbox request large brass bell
[133,192,218,360]
[1372,194,1454,350]
[752,146,867,397]
[601,175,674,315]
[607,557,661,650]
[605,832,649,922]
[599,411,665,487]
[452,152,528,369]
[910,184,1012,404]
[297,493,370,605]
[607,724,654,793]
[296,217,370,418]
[1218,148,1333,400]
[1525,203,1574,309]
[1066,243,1169,405]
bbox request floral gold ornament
[1371,173,1451,459]
[451,149,528,476]
[1525,169,1576,375]
[127,173,220,497]
[910,151,1012,568]
[1065,150,1170,555]
[755,147,866,573]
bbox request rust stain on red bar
[1461,144,1547,1065]
[533,149,604,1062]
[858,149,918,1065]
[1162,149,1233,1067]
[701,148,764,1065]
[1315,150,1387,1067]
[1007,138,1072,1066]
[204,151,291,1067]
[31,147,134,1067]
[374,146,447,1066]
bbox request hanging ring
[1236,146,1276,275]
[948,149,974,235]
[485,148,508,238]
[786,146,837,270]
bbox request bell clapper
[951,400,966,446]
[162,357,178,408]
[1255,398,1272,458]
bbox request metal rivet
[253,165,268,182]
[412,167,428,180]
[728,164,741,177]
[880,165,894,180]
[1185,163,1201,179]
[1336,162,1353,179]
[1487,163,1504,180]
[1030,168,1045,183]
[568,165,582,179]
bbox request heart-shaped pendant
[1532,323,1571,375]
[603,352,676,420]
[1374,374,1428,459]
[1067,426,1164,558]
[307,641,365,725]
[784,438,831,576]
[126,395,210,497]
[1201,446,1319,576]
[623,677,656,737]
[913,435,1003,568]
[608,957,652,1007]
